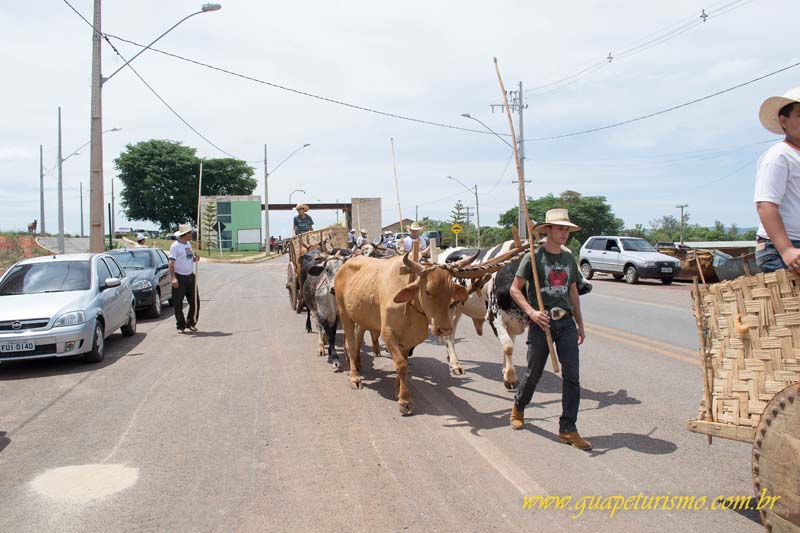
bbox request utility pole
[492,82,528,239]
[264,144,270,252]
[110,176,115,239]
[475,184,481,249]
[39,144,45,235]
[464,206,472,227]
[80,182,85,237]
[88,0,104,253]
[676,203,688,245]
[415,205,418,222]
[57,107,65,254]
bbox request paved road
[0,257,761,531]
[38,237,90,254]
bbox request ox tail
[305,308,312,333]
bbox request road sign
[451,223,462,235]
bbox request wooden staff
[494,57,559,373]
[194,160,203,325]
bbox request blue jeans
[514,317,580,433]
[755,239,800,272]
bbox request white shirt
[169,240,195,275]
[754,141,800,240]
[356,235,368,247]
[403,235,427,252]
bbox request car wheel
[148,289,162,318]
[612,274,623,281]
[661,277,674,285]
[121,305,137,336]
[580,262,594,280]
[83,320,105,363]
[624,265,639,284]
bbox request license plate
[0,341,35,353]
[661,267,673,273]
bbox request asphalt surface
[37,237,90,254]
[0,258,761,531]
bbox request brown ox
[334,251,500,415]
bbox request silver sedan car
[0,253,137,364]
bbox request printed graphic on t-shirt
[185,248,193,260]
[542,262,570,298]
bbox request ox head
[393,250,495,337]
[308,252,346,294]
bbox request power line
[527,60,800,142]
[62,0,245,160]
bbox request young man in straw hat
[292,204,314,236]
[755,87,800,273]
[168,223,200,333]
[508,208,590,450]
[402,221,427,253]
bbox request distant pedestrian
[754,87,800,274]
[169,223,200,333]
[277,236,284,254]
[347,228,356,249]
[384,230,396,249]
[356,228,369,247]
[135,233,147,247]
[293,204,314,236]
[269,235,277,252]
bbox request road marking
[589,292,687,313]
[585,323,700,367]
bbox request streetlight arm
[270,144,311,176]
[461,114,514,150]
[447,175,474,194]
[103,10,205,84]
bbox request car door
[155,250,171,302]
[103,257,128,330]
[604,238,623,273]
[95,257,118,332]
[583,238,604,270]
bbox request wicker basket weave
[692,269,800,428]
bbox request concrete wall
[350,198,382,243]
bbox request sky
[1,0,798,239]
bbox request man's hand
[194,254,200,263]
[577,324,585,345]
[172,277,179,288]
[781,247,800,274]
[528,309,550,330]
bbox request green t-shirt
[515,249,578,313]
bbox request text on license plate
[661,267,673,273]
[0,341,35,353]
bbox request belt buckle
[549,307,567,321]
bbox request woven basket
[692,269,800,428]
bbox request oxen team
[297,236,590,415]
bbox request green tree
[498,190,624,248]
[624,224,647,238]
[200,201,218,255]
[115,140,257,230]
[450,200,467,225]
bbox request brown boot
[558,431,592,450]
[510,405,524,430]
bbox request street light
[264,143,310,251]
[289,189,306,205]
[89,3,221,252]
[447,176,481,248]
[676,204,689,245]
[461,113,513,150]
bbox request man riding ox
[437,239,591,390]
[334,250,510,415]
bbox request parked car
[579,236,682,284]
[107,248,172,318]
[421,230,443,246]
[0,254,137,364]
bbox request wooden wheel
[752,382,800,532]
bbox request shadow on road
[0,431,9,454]
[184,331,233,338]
[583,427,678,457]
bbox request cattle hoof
[504,381,518,392]
[398,403,413,416]
[332,360,341,372]
[452,366,464,376]
[350,380,362,390]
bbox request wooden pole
[692,276,714,444]
[194,160,203,325]
[494,57,559,373]
[391,137,404,232]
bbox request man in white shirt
[754,87,800,273]
[402,221,427,253]
[168,223,200,333]
[356,229,369,248]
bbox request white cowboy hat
[349,228,356,232]
[173,223,193,237]
[409,221,423,231]
[360,228,367,234]
[759,87,800,135]
[533,208,581,233]
[136,233,146,241]
[384,230,393,235]
[295,203,310,211]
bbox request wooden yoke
[494,57,559,374]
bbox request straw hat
[533,208,581,233]
[409,221,423,231]
[173,223,193,237]
[295,203,310,211]
[384,230,393,235]
[759,87,800,135]
[360,228,367,234]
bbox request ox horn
[449,259,511,279]
[402,251,426,275]
[451,249,480,269]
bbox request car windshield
[620,238,657,252]
[110,251,153,270]
[0,261,91,295]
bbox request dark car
[107,248,172,317]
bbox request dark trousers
[514,317,581,433]
[173,273,199,329]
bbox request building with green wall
[199,195,262,251]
